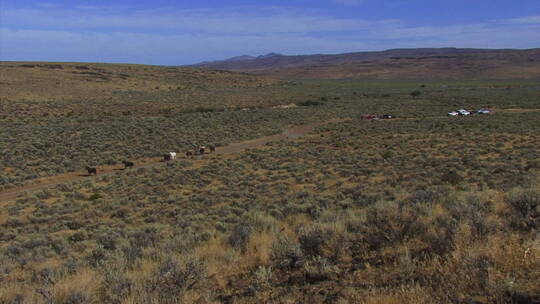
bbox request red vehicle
[361,114,377,120]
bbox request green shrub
[506,188,540,231]
[270,235,304,269]
[147,255,206,299]
[228,224,251,252]
[410,90,422,97]
[100,264,132,304]
[252,266,273,291]
[296,100,323,107]
[441,170,463,185]
[97,232,121,250]
[304,256,337,282]
[298,223,348,261]
[362,201,426,250]
[87,246,108,268]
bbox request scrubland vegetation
[2,76,538,187]
[0,71,539,303]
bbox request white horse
[169,152,177,160]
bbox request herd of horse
[85,145,215,176]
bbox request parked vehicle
[458,109,470,116]
[477,108,491,114]
[361,114,377,120]
[448,111,459,116]
[380,114,394,119]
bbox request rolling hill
[0,62,280,102]
[191,48,540,79]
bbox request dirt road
[0,119,345,203]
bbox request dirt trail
[0,119,345,203]
[494,108,540,113]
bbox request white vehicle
[477,108,491,114]
[457,109,470,116]
[448,111,459,116]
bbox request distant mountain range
[190,48,540,79]
[195,53,284,65]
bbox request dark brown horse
[199,146,206,155]
[186,151,193,158]
[122,161,134,169]
[163,154,172,161]
[209,146,216,153]
[85,166,97,175]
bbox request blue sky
[1,0,539,65]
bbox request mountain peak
[257,52,284,59]
[225,55,256,62]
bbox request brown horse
[122,161,134,169]
[199,146,206,155]
[209,146,216,153]
[186,151,193,158]
[163,154,172,161]
[85,166,97,175]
